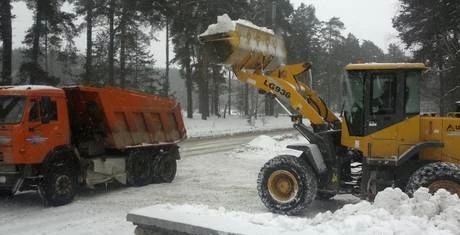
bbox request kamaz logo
[263,80,291,99]
[26,136,48,144]
[446,124,460,132]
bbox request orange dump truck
[0,85,186,205]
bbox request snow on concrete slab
[128,188,459,235]
[184,114,294,138]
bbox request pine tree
[170,0,249,119]
[385,43,407,62]
[393,0,460,114]
[20,0,77,85]
[0,0,12,85]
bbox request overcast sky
[11,0,402,68]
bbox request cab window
[29,100,40,121]
[370,73,396,115]
[405,71,421,115]
[29,98,58,122]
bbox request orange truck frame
[0,85,186,206]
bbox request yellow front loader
[199,15,460,215]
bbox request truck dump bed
[63,86,186,150]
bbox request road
[179,129,297,157]
[0,130,358,235]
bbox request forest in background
[0,0,458,119]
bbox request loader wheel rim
[267,170,299,203]
[428,180,460,195]
[55,175,72,196]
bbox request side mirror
[40,96,52,124]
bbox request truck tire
[152,155,177,183]
[39,163,78,206]
[406,162,460,196]
[127,150,152,187]
[257,155,317,215]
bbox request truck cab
[0,85,186,205]
[0,86,70,193]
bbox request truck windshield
[344,71,365,136]
[0,96,26,124]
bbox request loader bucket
[199,14,286,71]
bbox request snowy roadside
[184,114,295,138]
[130,134,460,235]
[1,129,459,234]
[132,187,460,235]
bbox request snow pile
[199,14,236,36]
[247,135,281,150]
[199,14,274,37]
[132,188,460,235]
[236,134,305,160]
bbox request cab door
[365,72,401,157]
[23,96,69,164]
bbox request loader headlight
[0,136,11,145]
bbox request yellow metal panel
[342,116,422,158]
[396,116,420,154]
[345,63,426,71]
[370,140,397,158]
[441,117,460,163]
[419,117,444,161]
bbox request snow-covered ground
[184,114,293,138]
[1,117,459,235]
[133,187,460,235]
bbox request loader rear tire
[406,162,460,196]
[257,155,317,215]
[127,150,152,187]
[39,162,78,206]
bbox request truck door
[24,96,69,164]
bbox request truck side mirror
[40,96,52,124]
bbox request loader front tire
[39,162,78,206]
[257,155,317,215]
[406,162,460,196]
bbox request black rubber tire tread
[406,162,460,196]
[257,155,318,215]
[39,162,78,206]
[152,155,177,183]
[127,150,152,187]
[316,192,336,200]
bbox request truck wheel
[152,155,177,183]
[127,150,152,187]
[406,162,460,196]
[257,155,317,215]
[39,163,78,206]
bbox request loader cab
[343,63,426,137]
